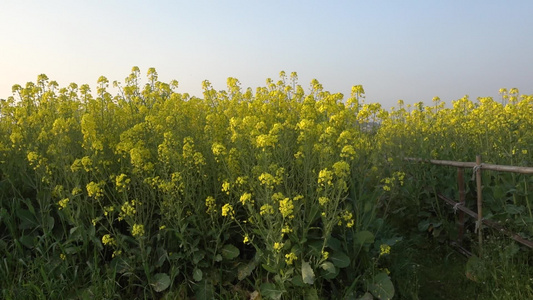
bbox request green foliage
[2,68,531,299]
[0,68,394,299]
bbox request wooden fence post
[457,167,466,245]
[475,155,483,254]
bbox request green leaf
[356,292,374,300]
[195,280,215,300]
[45,216,54,232]
[260,282,283,300]
[150,273,171,292]
[368,272,394,300]
[238,259,257,280]
[292,275,305,287]
[193,250,205,264]
[19,235,36,249]
[16,209,37,229]
[505,204,524,215]
[308,240,323,257]
[418,219,430,231]
[305,287,319,300]
[301,261,315,285]
[111,256,131,274]
[155,248,168,268]
[262,263,278,274]
[221,244,240,260]
[319,261,338,279]
[214,254,222,262]
[329,251,350,268]
[326,237,341,251]
[466,255,487,282]
[193,268,203,282]
[355,230,375,245]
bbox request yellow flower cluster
[260,204,274,216]
[86,181,104,199]
[118,200,139,220]
[243,234,250,244]
[239,192,253,205]
[318,169,333,187]
[258,172,277,189]
[221,203,234,218]
[131,224,145,237]
[380,244,391,256]
[278,197,294,219]
[102,234,117,246]
[205,196,217,214]
[318,196,330,206]
[57,198,69,210]
[338,210,354,228]
[221,181,231,195]
[273,242,284,252]
[115,173,131,192]
[284,252,298,265]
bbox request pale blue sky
[1,0,532,107]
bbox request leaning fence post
[457,167,466,245]
[475,155,483,253]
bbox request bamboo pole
[437,193,533,249]
[404,157,533,174]
[476,155,483,254]
[457,168,466,245]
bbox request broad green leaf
[260,282,283,300]
[195,280,215,300]
[292,275,305,287]
[466,255,487,282]
[19,235,36,249]
[368,272,394,300]
[418,219,430,231]
[301,261,315,285]
[305,287,319,300]
[45,216,54,232]
[221,244,240,260]
[308,240,324,257]
[155,248,168,267]
[111,256,131,274]
[262,263,278,274]
[356,292,374,300]
[505,204,524,215]
[16,209,37,229]
[193,268,203,282]
[193,250,205,264]
[329,251,350,268]
[327,237,341,251]
[320,261,338,279]
[150,273,171,292]
[238,259,257,280]
[355,230,375,245]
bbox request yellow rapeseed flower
[380,244,391,256]
[279,198,294,219]
[285,252,298,265]
[239,192,253,205]
[260,204,274,216]
[132,224,145,237]
[205,196,217,214]
[102,234,117,246]
[86,181,104,199]
[57,198,69,210]
[221,203,234,218]
[318,196,329,206]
